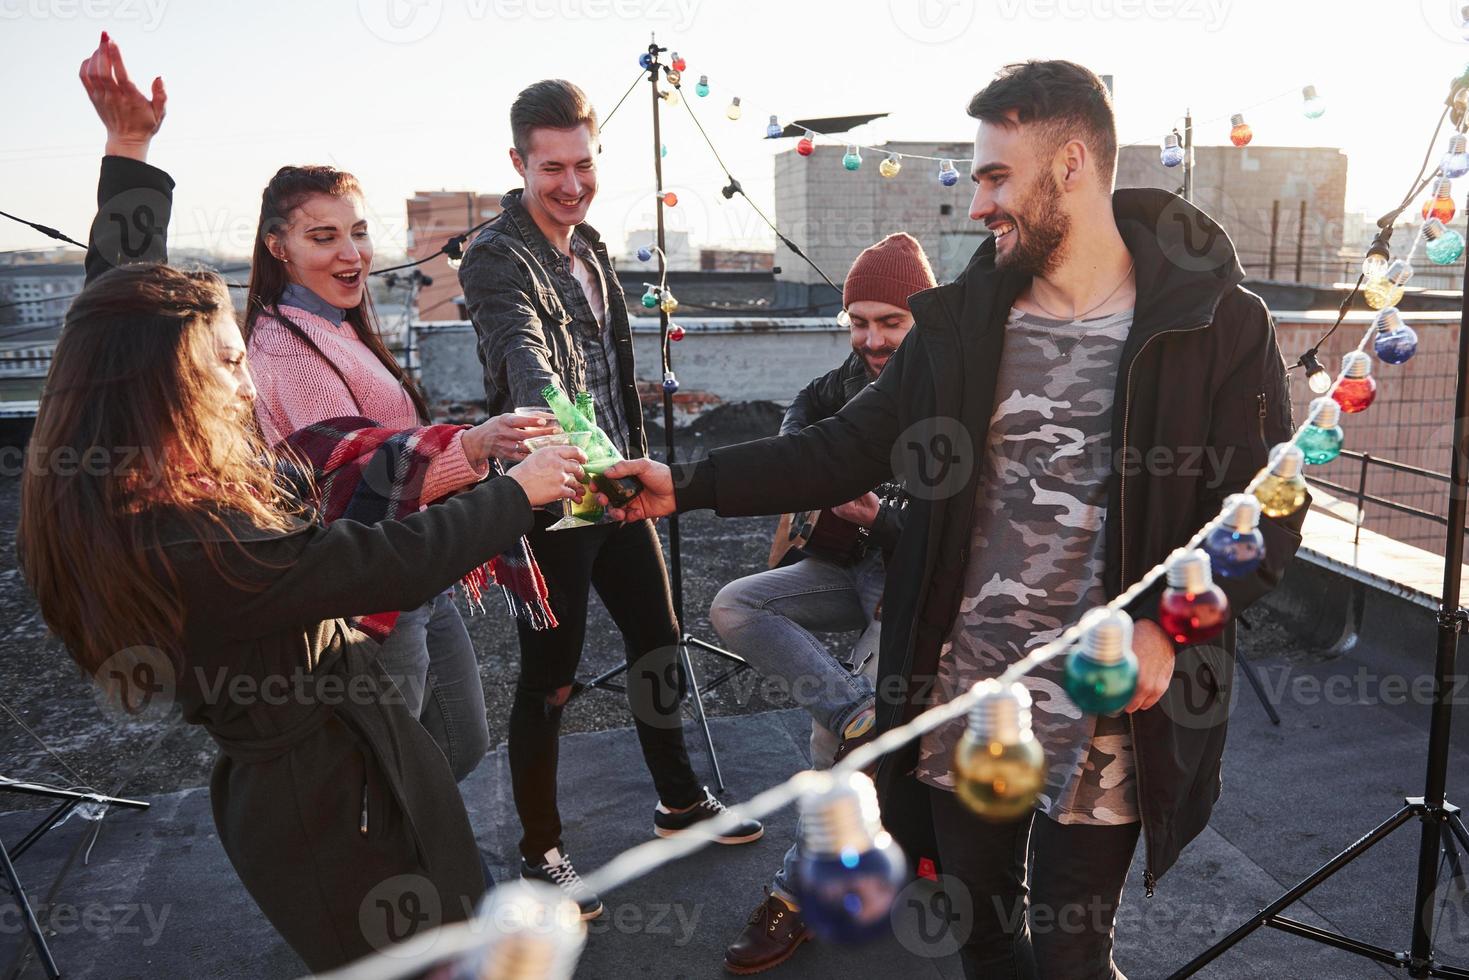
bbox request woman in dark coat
[16,36,588,971]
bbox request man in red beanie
[711,232,937,975]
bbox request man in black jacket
[713,234,935,974]
[604,61,1305,978]
[456,79,761,922]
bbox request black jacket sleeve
[780,363,848,436]
[85,155,174,285]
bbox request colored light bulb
[661,191,678,207]
[695,75,709,98]
[1364,259,1412,310]
[797,130,815,156]
[1229,113,1252,147]
[1158,548,1231,645]
[638,52,653,69]
[1301,85,1326,119]
[1160,132,1184,168]
[636,246,652,263]
[660,88,680,106]
[1373,307,1419,364]
[938,159,959,186]
[1300,349,1332,394]
[1254,443,1309,518]
[670,52,686,72]
[1204,494,1266,579]
[793,771,906,944]
[1062,608,1139,716]
[664,68,681,86]
[660,143,668,158]
[1425,217,1466,266]
[1299,396,1344,465]
[843,145,862,171]
[953,681,1046,822]
[659,289,678,313]
[641,285,659,309]
[879,153,901,178]
[1443,133,1469,179]
[725,96,742,120]
[662,370,679,393]
[766,115,782,139]
[459,880,586,980]
[1333,351,1377,413]
[668,323,685,342]
[1423,177,1456,223]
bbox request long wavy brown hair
[244,166,430,421]
[17,264,294,684]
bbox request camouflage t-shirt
[915,307,1139,826]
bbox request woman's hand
[463,413,560,465]
[507,445,588,508]
[79,32,166,162]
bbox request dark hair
[967,60,1117,184]
[510,79,599,159]
[245,165,430,423]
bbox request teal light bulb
[843,145,862,171]
[1299,397,1343,465]
[1062,609,1139,715]
[1424,218,1466,266]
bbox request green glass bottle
[540,383,643,506]
[571,392,605,522]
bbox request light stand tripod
[1168,190,1469,979]
[0,777,149,979]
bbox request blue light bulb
[636,246,653,263]
[1062,608,1139,715]
[662,371,679,394]
[793,772,906,944]
[766,115,782,139]
[638,53,653,69]
[1373,307,1418,364]
[1160,133,1185,168]
[1298,397,1344,465]
[938,159,959,186]
[1424,218,1466,266]
[1443,133,1469,179]
[1204,494,1266,578]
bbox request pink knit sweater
[248,305,485,503]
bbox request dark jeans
[928,786,1141,980]
[509,514,704,861]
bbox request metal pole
[1182,109,1193,204]
[1268,199,1280,279]
[1294,201,1307,283]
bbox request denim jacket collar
[498,189,605,274]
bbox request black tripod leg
[679,643,725,794]
[1234,647,1281,726]
[0,837,60,980]
[1167,803,1419,979]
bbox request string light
[662,370,679,393]
[1299,349,1332,394]
[665,68,681,87]
[1424,217,1466,266]
[670,51,686,72]
[725,96,742,120]
[1298,397,1345,465]
[1361,233,1391,281]
[1333,350,1378,414]
[797,130,815,156]
[661,191,678,207]
[766,115,782,139]
[1253,443,1309,518]
[938,159,959,186]
[843,145,862,171]
[952,681,1047,822]
[793,771,906,943]
[661,88,680,106]
[1442,133,1469,178]
[640,285,659,309]
[1161,132,1184,168]
[1364,258,1412,310]
[1158,548,1231,645]
[879,153,902,178]
[659,288,679,313]
[668,323,685,341]
[638,52,653,69]
[1061,608,1139,715]
[1229,113,1253,147]
[1301,84,1326,119]
[636,246,653,262]
[836,309,852,327]
[1372,307,1419,364]
[1204,494,1266,579]
[1422,177,1456,223]
[695,74,709,98]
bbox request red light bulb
[1423,178,1455,223]
[1158,549,1231,644]
[797,130,815,156]
[661,192,678,207]
[1229,113,1252,147]
[671,53,686,72]
[1332,350,1377,414]
[669,323,686,341]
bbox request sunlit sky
[3,0,1467,258]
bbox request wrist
[104,137,151,162]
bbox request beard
[994,169,1071,278]
[856,346,899,379]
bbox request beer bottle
[540,383,643,506]
[570,392,605,522]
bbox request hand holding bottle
[507,446,588,507]
[598,458,676,522]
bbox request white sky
[2,0,1467,258]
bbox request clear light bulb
[664,68,681,87]
[938,159,959,186]
[1373,307,1419,364]
[1361,238,1391,281]
[1254,444,1309,518]
[1061,608,1139,715]
[695,75,709,98]
[836,308,852,327]
[660,88,679,107]
[1364,259,1412,310]
[1229,113,1253,147]
[1300,350,1332,394]
[641,285,659,309]
[879,153,902,178]
[793,771,907,944]
[766,115,782,139]
[1333,350,1377,414]
[953,681,1047,822]
[843,145,862,171]
[446,255,462,271]
[1160,132,1184,168]
[1301,85,1326,119]
[659,289,678,314]
[725,96,742,120]
[797,130,815,156]
[1423,177,1456,224]
[1298,396,1344,465]
[1204,494,1266,579]
[1443,133,1469,179]
[1424,217,1466,266]
[458,880,586,980]
[1158,547,1231,645]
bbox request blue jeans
[374,591,491,782]
[708,552,884,902]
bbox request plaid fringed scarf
[282,415,557,641]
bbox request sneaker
[520,847,603,920]
[832,727,878,770]
[653,787,764,843]
[724,889,811,975]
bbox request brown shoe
[724,888,811,975]
[833,727,878,771]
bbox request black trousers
[509,514,704,861]
[928,786,1142,980]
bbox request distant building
[406,191,504,322]
[0,263,85,329]
[700,248,774,272]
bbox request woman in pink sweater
[243,166,550,782]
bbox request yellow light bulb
[952,681,1046,822]
[879,154,902,179]
[660,291,679,314]
[1253,444,1308,518]
[1364,278,1405,310]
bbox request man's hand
[1124,618,1176,713]
[598,458,676,522]
[830,492,880,528]
[80,33,166,162]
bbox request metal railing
[1305,449,1463,550]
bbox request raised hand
[506,445,588,508]
[79,32,166,162]
[463,413,561,464]
[598,457,676,522]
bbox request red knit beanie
[842,233,937,312]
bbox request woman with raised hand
[17,35,588,971]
